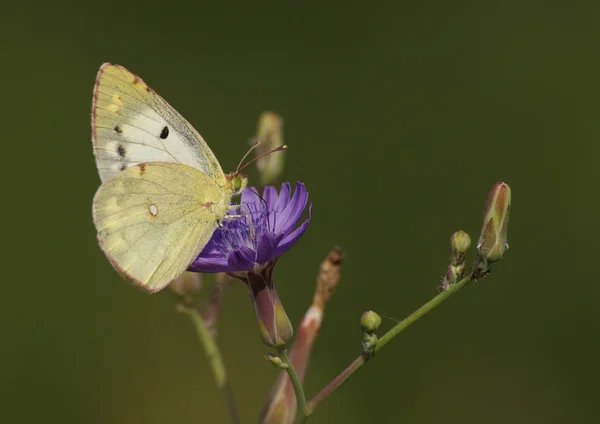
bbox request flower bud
[361,311,382,333]
[477,182,511,263]
[264,353,289,369]
[255,111,285,185]
[449,230,471,266]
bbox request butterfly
[91,63,250,293]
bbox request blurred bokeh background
[3,1,600,423]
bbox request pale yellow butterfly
[91,63,264,293]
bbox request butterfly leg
[222,203,247,220]
[222,203,256,240]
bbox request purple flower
[188,183,310,347]
[188,182,311,274]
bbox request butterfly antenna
[236,141,261,175]
[236,144,288,175]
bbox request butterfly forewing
[92,63,225,183]
[93,162,231,292]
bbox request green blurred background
[3,1,599,423]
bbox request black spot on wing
[160,126,169,139]
[120,164,127,171]
[114,125,123,134]
[117,145,126,157]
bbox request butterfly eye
[231,176,247,194]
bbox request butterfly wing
[91,63,226,183]
[93,162,231,292]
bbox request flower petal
[240,187,260,205]
[256,231,285,264]
[269,182,291,230]
[276,183,308,234]
[227,246,256,271]
[262,186,278,210]
[273,204,312,257]
[188,255,230,273]
[190,182,310,272]
[198,237,222,255]
[273,220,309,257]
[274,182,291,212]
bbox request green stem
[178,305,240,424]
[375,275,471,351]
[278,348,309,424]
[307,275,473,414]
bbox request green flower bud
[264,353,289,369]
[361,311,382,333]
[449,230,471,266]
[478,182,511,263]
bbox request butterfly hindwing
[91,63,225,183]
[93,162,230,292]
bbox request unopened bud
[361,311,382,333]
[264,353,289,369]
[477,182,511,263]
[255,111,285,185]
[450,230,471,266]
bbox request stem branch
[307,275,472,414]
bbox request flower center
[212,201,278,257]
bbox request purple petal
[255,231,285,264]
[241,187,260,208]
[227,246,256,271]
[274,183,291,212]
[262,186,278,210]
[276,183,308,234]
[273,217,310,257]
[188,256,230,273]
[269,183,291,231]
[197,238,221,256]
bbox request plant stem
[278,348,309,424]
[307,275,473,414]
[307,355,366,414]
[178,305,240,424]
